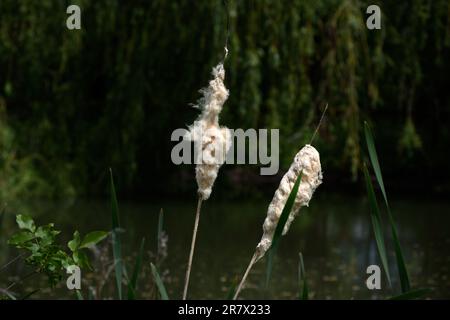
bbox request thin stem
[309,103,329,145]
[182,197,203,300]
[222,0,230,62]
[233,253,257,300]
[0,253,25,273]
[6,270,37,291]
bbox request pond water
[1,194,449,299]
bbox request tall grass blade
[265,250,273,290]
[21,289,40,300]
[109,168,123,300]
[390,230,411,292]
[364,122,388,205]
[127,238,145,300]
[364,122,410,292]
[363,163,392,287]
[226,277,238,300]
[388,288,430,300]
[2,290,16,300]
[150,263,169,300]
[298,252,309,300]
[265,172,303,287]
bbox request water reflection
[0,194,449,299]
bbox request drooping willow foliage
[0,0,449,198]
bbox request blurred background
[0,0,449,299]
[0,0,449,199]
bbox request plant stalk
[182,197,203,300]
[233,253,257,300]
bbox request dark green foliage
[8,214,107,287]
[0,0,448,197]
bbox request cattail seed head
[185,63,231,200]
[255,144,322,261]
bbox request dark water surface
[1,194,449,299]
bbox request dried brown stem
[182,196,203,300]
[233,253,257,300]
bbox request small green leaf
[79,231,108,249]
[35,224,58,238]
[73,250,91,270]
[150,263,169,300]
[8,231,34,245]
[16,214,35,232]
[127,238,145,300]
[68,231,81,252]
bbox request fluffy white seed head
[185,63,231,200]
[255,144,322,261]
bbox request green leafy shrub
[8,214,107,287]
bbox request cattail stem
[309,103,328,145]
[233,253,258,300]
[183,196,203,300]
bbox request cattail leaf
[298,252,309,300]
[364,123,410,293]
[150,263,169,300]
[265,249,274,289]
[364,122,388,206]
[79,231,108,249]
[390,223,411,293]
[265,171,303,287]
[272,171,303,249]
[388,288,430,300]
[363,163,392,287]
[127,238,145,300]
[110,168,123,300]
[226,277,238,300]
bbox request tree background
[0,0,449,199]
